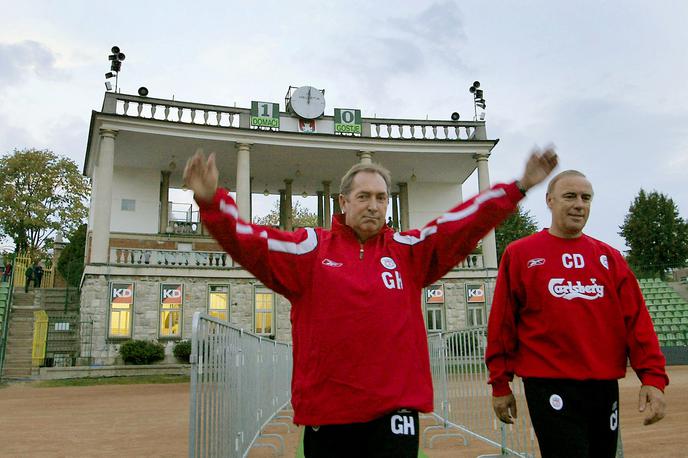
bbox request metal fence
[427,327,624,457]
[189,312,293,458]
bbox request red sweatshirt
[485,230,669,397]
[198,182,523,425]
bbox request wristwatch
[515,180,527,196]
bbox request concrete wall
[408,181,462,229]
[110,167,160,234]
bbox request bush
[119,340,165,365]
[173,340,192,363]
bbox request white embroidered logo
[548,278,605,300]
[322,258,343,268]
[600,255,609,270]
[549,394,564,411]
[380,257,397,270]
[528,258,545,268]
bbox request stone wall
[80,272,497,365]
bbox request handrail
[0,259,16,379]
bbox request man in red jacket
[185,147,558,457]
[485,170,668,457]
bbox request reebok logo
[548,278,605,300]
[322,258,343,268]
[527,258,545,268]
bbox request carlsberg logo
[548,278,604,300]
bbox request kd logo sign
[112,288,132,298]
[163,289,182,299]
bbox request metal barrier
[427,327,625,457]
[189,312,293,458]
[426,327,538,457]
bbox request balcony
[110,247,233,268]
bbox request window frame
[159,283,184,339]
[253,286,275,336]
[208,284,230,322]
[107,282,135,339]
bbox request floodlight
[451,112,460,121]
[138,87,149,96]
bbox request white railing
[109,248,233,268]
[102,92,487,141]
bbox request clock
[289,86,326,119]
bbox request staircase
[1,291,38,379]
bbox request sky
[1,0,686,252]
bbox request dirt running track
[1,366,687,457]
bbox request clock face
[290,86,326,119]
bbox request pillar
[284,179,293,231]
[159,170,171,233]
[476,154,498,269]
[236,143,251,220]
[279,189,286,230]
[357,151,374,164]
[91,129,116,264]
[317,191,324,227]
[392,192,400,231]
[322,181,331,228]
[398,182,409,231]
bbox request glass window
[426,305,444,332]
[467,304,486,327]
[121,199,136,211]
[108,283,134,338]
[254,289,274,335]
[160,284,183,338]
[208,285,229,321]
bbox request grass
[30,374,189,388]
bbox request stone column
[332,193,341,215]
[279,189,286,229]
[91,129,117,264]
[159,170,171,233]
[236,143,251,220]
[284,179,293,231]
[392,192,400,230]
[357,151,374,164]
[476,153,498,269]
[322,181,331,228]
[316,191,324,227]
[398,182,410,231]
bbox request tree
[253,201,318,228]
[619,189,688,278]
[0,148,89,255]
[495,205,539,262]
[57,224,86,287]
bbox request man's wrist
[515,180,528,196]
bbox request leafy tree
[0,149,90,255]
[619,189,688,278]
[496,205,539,262]
[57,224,86,287]
[253,201,318,228]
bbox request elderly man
[185,147,557,458]
[485,170,668,458]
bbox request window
[160,284,183,338]
[208,285,229,321]
[254,288,274,335]
[425,284,445,332]
[465,283,487,327]
[109,283,134,338]
[121,199,136,211]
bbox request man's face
[547,175,594,238]
[339,171,389,242]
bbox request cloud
[0,40,66,86]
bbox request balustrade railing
[102,93,487,140]
[455,254,484,270]
[110,248,232,268]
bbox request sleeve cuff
[639,373,669,392]
[490,380,513,397]
[505,181,526,205]
[195,188,226,211]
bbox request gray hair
[546,170,590,195]
[339,162,392,197]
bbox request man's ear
[545,193,553,210]
[338,193,346,213]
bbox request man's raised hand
[183,149,218,203]
[519,145,558,191]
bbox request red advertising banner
[426,284,444,304]
[111,283,134,304]
[466,284,486,303]
[161,284,183,304]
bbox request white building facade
[81,90,500,364]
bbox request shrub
[119,340,165,365]
[173,340,192,363]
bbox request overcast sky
[1,1,686,251]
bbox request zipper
[359,243,364,260]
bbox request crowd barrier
[427,327,624,458]
[188,312,292,458]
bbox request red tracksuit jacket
[198,182,523,425]
[485,230,669,396]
